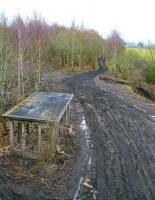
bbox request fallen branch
[83,179,98,200]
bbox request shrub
[145,68,155,83]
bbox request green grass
[126,47,155,62]
[108,47,155,97]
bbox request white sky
[0,0,155,43]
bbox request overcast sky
[0,0,155,43]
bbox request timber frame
[2,92,74,159]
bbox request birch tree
[28,14,46,91]
[11,15,28,100]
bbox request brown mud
[1,66,155,200]
[65,66,155,200]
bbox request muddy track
[65,67,155,200]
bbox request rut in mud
[1,67,155,200]
[65,67,155,200]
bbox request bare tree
[0,14,14,137]
[106,30,125,72]
[27,14,46,91]
[11,15,28,100]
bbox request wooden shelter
[2,92,74,159]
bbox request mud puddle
[149,115,155,123]
[73,109,93,200]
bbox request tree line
[2,12,154,117]
[0,14,105,114]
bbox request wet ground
[1,66,155,200]
[64,66,155,200]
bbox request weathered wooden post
[66,109,68,123]
[50,124,55,157]
[68,105,70,120]
[38,125,41,154]
[21,123,26,151]
[9,120,14,152]
[18,122,22,144]
[53,125,56,153]
[56,125,60,151]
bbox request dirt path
[64,67,155,200]
[1,67,155,200]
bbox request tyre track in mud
[65,67,155,200]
